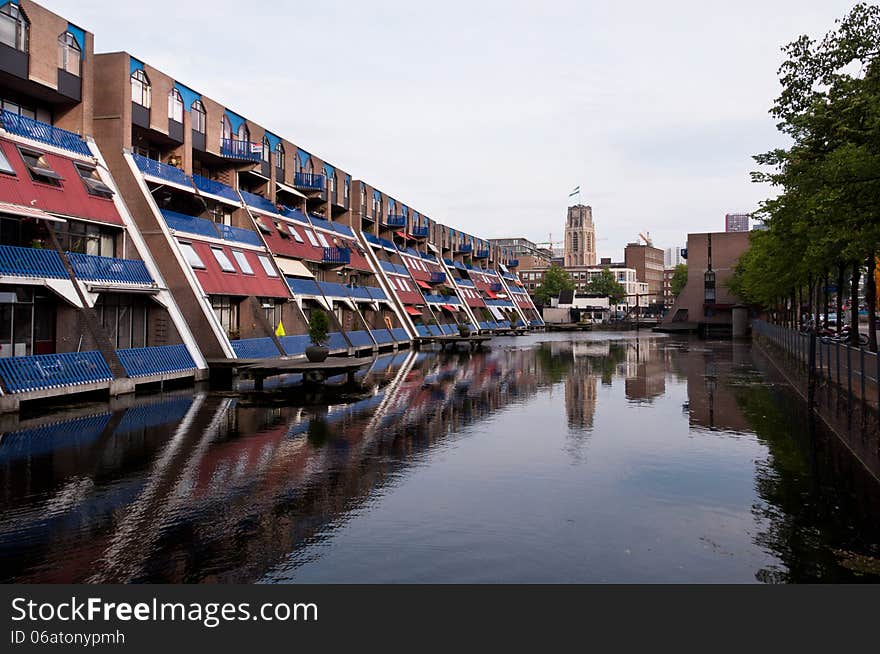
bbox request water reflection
[1,335,878,583]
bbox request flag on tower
[569,186,580,197]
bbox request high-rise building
[564,205,596,267]
[624,243,665,304]
[489,237,552,271]
[725,213,749,233]
[664,246,684,268]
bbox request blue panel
[230,338,279,359]
[367,286,387,301]
[428,325,442,336]
[331,222,355,238]
[0,244,67,279]
[415,325,430,337]
[280,206,310,225]
[192,174,239,203]
[391,328,409,341]
[0,413,112,464]
[346,330,374,348]
[0,111,91,157]
[67,23,86,59]
[287,277,321,296]
[224,109,246,133]
[115,397,194,434]
[0,351,112,393]
[297,149,311,169]
[129,56,144,74]
[68,253,154,285]
[174,82,201,110]
[373,189,381,202]
[317,281,350,298]
[265,132,281,150]
[327,332,348,351]
[370,329,394,344]
[160,209,220,239]
[117,344,196,377]
[133,153,192,186]
[323,163,335,179]
[280,334,311,356]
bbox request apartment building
[0,0,543,411]
[624,242,664,305]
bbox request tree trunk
[824,271,830,327]
[850,263,861,346]
[806,275,814,327]
[867,253,877,353]
[836,263,845,334]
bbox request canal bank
[1,333,879,583]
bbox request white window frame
[303,229,319,247]
[231,250,253,275]
[179,242,205,269]
[258,255,278,277]
[288,224,304,243]
[315,231,330,248]
[211,247,236,273]
[0,147,15,175]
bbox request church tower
[564,204,596,267]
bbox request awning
[275,258,314,278]
[416,280,431,290]
[442,304,459,312]
[486,290,498,299]
[404,306,421,316]
[241,168,270,182]
[276,181,307,199]
[0,201,66,223]
[395,231,408,240]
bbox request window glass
[75,164,114,198]
[288,224,304,243]
[262,137,270,163]
[303,229,319,247]
[315,232,330,248]
[168,89,183,122]
[257,255,277,277]
[58,32,81,76]
[388,277,397,290]
[231,250,253,274]
[0,147,15,175]
[192,100,206,133]
[131,70,151,108]
[275,144,285,169]
[0,3,28,52]
[19,149,62,186]
[179,242,205,269]
[212,247,236,272]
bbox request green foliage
[671,264,688,297]
[533,265,574,305]
[585,268,626,302]
[307,309,330,346]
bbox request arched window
[306,158,313,175]
[58,32,80,76]
[221,115,232,141]
[168,88,183,122]
[262,136,270,162]
[344,177,350,200]
[237,123,249,142]
[192,100,206,133]
[0,3,28,52]
[131,69,151,108]
[275,143,285,170]
[329,173,336,193]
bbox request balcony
[384,214,406,228]
[507,259,519,268]
[0,245,68,279]
[489,282,503,292]
[457,243,473,253]
[192,174,240,203]
[430,271,447,284]
[67,252,154,285]
[0,351,112,393]
[293,172,325,191]
[322,247,351,265]
[475,249,489,259]
[160,209,262,246]
[240,190,278,215]
[216,223,263,247]
[411,225,429,238]
[220,138,262,162]
[132,153,192,187]
[1,110,91,157]
[117,344,196,377]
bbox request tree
[585,268,625,303]
[670,264,688,297]
[533,265,574,305]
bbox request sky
[51,0,859,258]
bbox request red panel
[466,297,487,308]
[394,288,425,305]
[0,139,123,226]
[188,240,290,298]
[261,224,324,261]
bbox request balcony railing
[475,249,490,259]
[430,271,447,284]
[0,351,112,393]
[489,282,503,292]
[192,174,240,203]
[117,344,197,377]
[240,190,278,215]
[411,225,429,238]
[132,154,191,187]
[507,259,519,268]
[322,247,351,265]
[0,244,68,279]
[216,223,263,247]
[67,252,154,285]
[230,337,280,359]
[457,243,473,253]
[384,214,406,228]
[0,110,91,157]
[293,172,325,190]
[220,138,262,162]
[160,209,262,246]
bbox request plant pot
[458,326,470,337]
[305,345,329,363]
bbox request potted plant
[458,322,470,337]
[306,309,330,362]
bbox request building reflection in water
[1,336,878,583]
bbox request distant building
[664,246,684,268]
[624,242,664,305]
[564,205,597,267]
[725,213,749,233]
[663,268,676,307]
[490,237,552,271]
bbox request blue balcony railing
[457,243,473,253]
[220,138,262,162]
[430,271,447,284]
[489,282,503,292]
[474,249,489,259]
[117,344,197,377]
[347,285,372,300]
[160,209,262,246]
[287,277,321,296]
[0,110,92,157]
[411,225,429,238]
[132,154,192,187]
[366,286,387,301]
[384,214,406,228]
[322,247,351,265]
[0,245,68,279]
[507,259,519,268]
[192,174,240,203]
[293,172,325,190]
[67,252,154,285]
[317,281,350,298]
[0,351,112,393]
[216,223,263,247]
[240,190,278,215]
[230,337,280,359]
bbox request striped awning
[0,202,66,223]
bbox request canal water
[1,333,879,583]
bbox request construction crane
[639,232,653,247]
